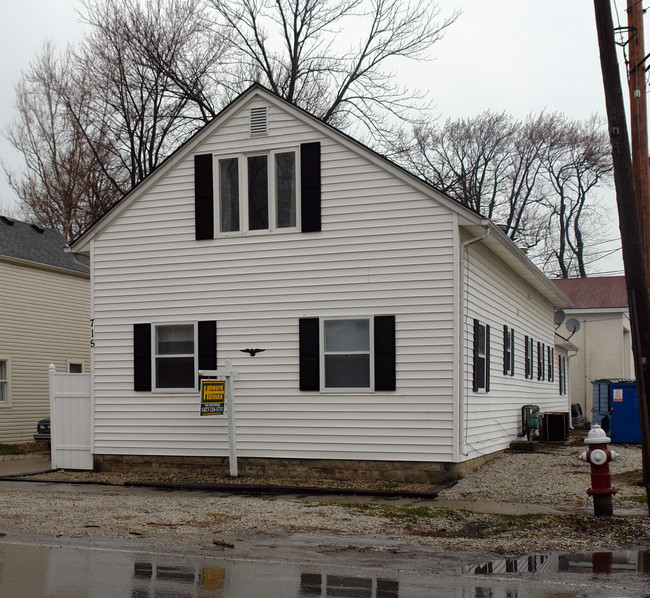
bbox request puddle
[1,541,649,597]
[462,550,650,576]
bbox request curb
[0,473,457,499]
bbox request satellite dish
[565,318,581,338]
[554,309,566,327]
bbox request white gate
[49,364,92,470]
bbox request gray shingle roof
[0,216,89,274]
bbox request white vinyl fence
[49,364,92,470]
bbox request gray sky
[0,0,633,274]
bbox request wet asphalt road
[0,535,649,597]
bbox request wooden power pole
[627,0,650,276]
[593,0,650,513]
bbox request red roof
[551,276,628,309]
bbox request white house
[552,276,633,422]
[70,85,571,482]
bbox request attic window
[250,107,268,136]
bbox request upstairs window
[217,150,299,234]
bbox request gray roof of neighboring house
[0,216,89,274]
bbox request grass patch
[381,482,401,490]
[113,514,136,520]
[339,503,470,521]
[633,495,648,504]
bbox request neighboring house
[70,85,571,481]
[0,217,90,443]
[552,276,633,422]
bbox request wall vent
[250,106,268,136]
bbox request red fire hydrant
[579,424,619,516]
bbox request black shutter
[473,319,480,392]
[485,324,491,392]
[198,321,217,371]
[300,142,321,232]
[537,341,542,380]
[525,336,530,379]
[510,329,515,376]
[374,315,396,391]
[503,325,509,375]
[195,154,214,240]
[133,323,152,392]
[299,318,320,390]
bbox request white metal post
[199,358,238,477]
[225,358,237,476]
[48,363,56,470]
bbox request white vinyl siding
[0,260,90,443]
[90,98,458,462]
[462,233,568,458]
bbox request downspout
[458,221,490,457]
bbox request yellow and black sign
[201,380,225,415]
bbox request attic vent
[0,216,14,226]
[250,106,268,136]
[31,223,44,234]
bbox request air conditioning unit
[539,412,569,442]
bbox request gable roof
[0,216,89,275]
[552,276,628,310]
[69,84,570,307]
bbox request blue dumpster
[591,379,641,443]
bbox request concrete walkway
[0,453,52,477]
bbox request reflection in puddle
[299,573,399,597]
[1,542,648,598]
[462,550,650,576]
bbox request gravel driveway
[1,442,648,556]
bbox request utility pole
[593,0,650,513]
[627,0,650,278]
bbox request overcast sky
[0,0,634,274]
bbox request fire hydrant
[579,424,619,516]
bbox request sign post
[199,358,238,476]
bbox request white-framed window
[216,149,300,234]
[321,317,373,391]
[153,323,197,391]
[0,359,8,404]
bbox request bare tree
[75,0,225,190]
[392,111,613,276]
[535,115,613,277]
[3,43,121,240]
[208,0,459,139]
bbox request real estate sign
[201,380,225,415]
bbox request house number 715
[90,319,95,348]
